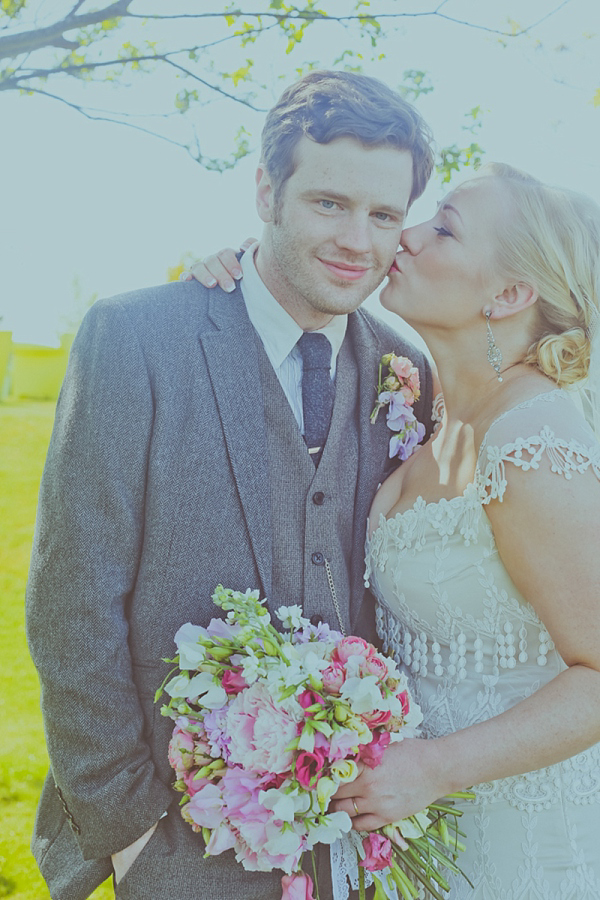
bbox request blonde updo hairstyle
[477,162,600,387]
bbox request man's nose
[335,213,372,255]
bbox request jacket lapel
[199,290,272,598]
[347,311,391,625]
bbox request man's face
[255,136,414,329]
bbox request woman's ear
[486,282,538,320]
[255,165,275,224]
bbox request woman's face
[380,177,509,332]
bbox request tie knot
[297,332,332,371]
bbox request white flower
[174,622,208,670]
[164,673,192,700]
[392,811,431,839]
[340,674,386,714]
[239,646,265,684]
[259,787,311,823]
[276,605,310,629]
[305,811,352,848]
[263,821,304,859]
[186,671,228,709]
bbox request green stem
[358,863,366,900]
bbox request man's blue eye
[320,200,336,209]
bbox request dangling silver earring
[485,310,503,382]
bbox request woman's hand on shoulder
[180,237,257,291]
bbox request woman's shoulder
[477,389,600,502]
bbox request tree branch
[0,0,132,62]
[125,4,573,38]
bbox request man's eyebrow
[300,189,406,216]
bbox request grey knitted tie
[297,332,334,465]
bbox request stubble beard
[266,221,387,320]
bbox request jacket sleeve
[26,297,173,860]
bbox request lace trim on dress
[479,426,600,503]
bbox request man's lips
[319,259,371,281]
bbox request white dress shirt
[240,243,347,434]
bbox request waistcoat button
[312,491,325,505]
[311,552,325,566]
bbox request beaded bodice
[365,390,600,810]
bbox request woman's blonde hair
[477,162,600,386]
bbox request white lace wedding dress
[364,390,600,899]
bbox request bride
[190,162,600,896]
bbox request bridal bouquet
[157,587,472,900]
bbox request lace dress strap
[476,390,600,504]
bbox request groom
[26,70,435,900]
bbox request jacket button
[310,614,323,626]
[312,491,325,506]
[311,552,325,566]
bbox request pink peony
[226,682,301,774]
[360,833,393,871]
[296,749,326,789]
[281,872,316,900]
[357,731,391,769]
[222,666,248,694]
[186,782,225,829]
[333,636,373,665]
[322,662,346,695]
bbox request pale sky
[1,0,598,346]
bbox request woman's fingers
[181,239,257,289]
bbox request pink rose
[226,681,301,774]
[360,833,393,872]
[222,666,248,694]
[397,690,410,717]
[362,654,389,681]
[357,731,390,769]
[390,356,413,379]
[333,636,373,665]
[281,872,316,900]
[360,708,392,729]
[183,768,209,798]
[322,662,346,694]
[400,385,416,405]
[408,370,421,393]
[298,689,326,713]
[296,749,326,789]
[168,726,195,777]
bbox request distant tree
[1,1,593,180]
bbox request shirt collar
[240,242,347,368]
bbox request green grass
[0,401,112,899]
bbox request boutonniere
[370,353,426,460]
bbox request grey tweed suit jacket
[26,280,433,900]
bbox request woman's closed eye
[433,225,454,238]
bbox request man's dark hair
[261,70,435,208]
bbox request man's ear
[256,165,275,224]
[486,282,538,320]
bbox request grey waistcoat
[257,334,359,634]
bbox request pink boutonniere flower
[370,354,426,460]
